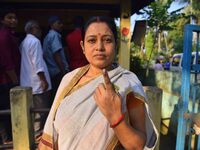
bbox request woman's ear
[80,41,85,53]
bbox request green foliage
[168,20,183,52]
[192,0,200,10]
[191,0,200,23]
[145,31,155,59]
[130,42,146,74]
[142,0,183,32]
[167,7,190,54]
[140,0,186,60]
[130,42,140,55]
[178,0,200,24]
[130,55,144,75]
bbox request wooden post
[10,86,35,150]
[144,86,162,150]
[118,0,131,70]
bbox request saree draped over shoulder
[38,65,158,150]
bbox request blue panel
[191,64,200,71]
[176,24,200,150]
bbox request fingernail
[102,69,106,75]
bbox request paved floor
[2,134,176,150]
[160,133,176,150]
[1,128,195,150]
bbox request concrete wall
[144,86,162,150]
[138,69,200,135]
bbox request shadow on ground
[160,132,176,150]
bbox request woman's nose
[96,41,104,51]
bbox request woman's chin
[93,64,112,70]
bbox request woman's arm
[93,70,146,150]
[113,93,146,150]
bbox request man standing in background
[20,20,51,136]
[43,16,69,105]
[0,8,20,143]
[65,16,88,71]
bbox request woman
[39,16,158,150]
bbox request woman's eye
[88,39,96,44]
[104,38,112,43]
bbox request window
[172,55,181,66]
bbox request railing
[0,86,162,150]
[0,87,50,150]
[0,109,13,149]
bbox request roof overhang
[0,0,154,17]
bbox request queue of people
[0,8,158,150]
[0,8,88,143]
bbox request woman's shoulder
[62,68,81,81]
[62,65,89,83]
[117,66,140,83]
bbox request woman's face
[81,22,116,69]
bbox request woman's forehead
[86,22,112,35]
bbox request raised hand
[93,69,122,124]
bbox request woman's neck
[86,64,116,77]
[85,66,102,77]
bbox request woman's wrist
[110,113,125,128]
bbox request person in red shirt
[0,8,20,142]
[65,16,88,71]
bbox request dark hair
[0,7,17,20]
[156,59,160,64]
[82,16,117,44]
[48,15,60,26]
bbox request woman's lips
[94,54,106,59]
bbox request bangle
[110,114,124,128]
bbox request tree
[167,15,189,54]
[145,31,155,59]
[142,0,183,53]
[138,0,184,75]
[137,0,183,75]
[177,0,200,24]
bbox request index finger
[102,69,113,90]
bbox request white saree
[38,65,158,150]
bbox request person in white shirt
[20,20,52,135]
